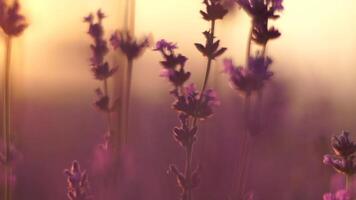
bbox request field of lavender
[1,0,356,199]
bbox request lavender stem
[3,36,12,200]
[122,58,133,144]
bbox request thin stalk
[200,20,215,95]
[236,94,251,199]
[185,143,193,200]
[345,175,350,191]
[122,58,133,144]
[103,79,112,136]
[246,20,254,65]
[184,19,216,200]
[3,36,12,200]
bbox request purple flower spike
[323,190,351,200]
[0,1,27,36]
[331,131,356,158]
[222,56,273,96]
[64,161,91,200]
[110,31,150,60]
[154,39,177,52]
[200,0,228,21]
[173,84,219,119]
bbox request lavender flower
[84,10,117,80]
[324,155,356,176]
[331,131,356,158]
[195,31,227,59]
[0,0,27,37]
[64,161,91,200]
[237,0,283,45]
[200,0,228,21]
[173,84,220,120]
[110,31,150,60]
[323,190,351,200]
[155,40,190,87]
[223,55,273,96]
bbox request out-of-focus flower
[173,84,220,119]
[64,160,91,200]
[84,10,117,80]
[252,24,280,45]
[154,39,177,52]
[237,0,283,45]
[0,143,21,166]
[155,39,191,87]
[200,0,228,21]
[110,31,150,60]
[195,31,227,59]
[91,62,118,80]
[331,131,356,158]
[173,113,198,147]
[161,69,191,88]
[0,0,27,36]
[222,55,273,96]
[323,155,356,176]
[93,88,118,112]
[323,189,351,200]
[237,0,283,20]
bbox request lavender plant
[222,0,283,198]
[324,131,356,193]
[64,160,92,200]
[323,189,351,200]
[84,10,118,150]
[110,30,149,144]
[154,1,228,199]
[0,1,27,199]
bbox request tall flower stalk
[222,0,283,198]
[110,31,149,144]
[324,131,356,193]
[84,10,118,150]
[0,1,27,200]
[154,1,228,200]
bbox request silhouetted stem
[236,94,251,199]
[200,20,215,95]
[122,58,133,144]
[246,20,254,64]
[3,36,12,200]
[185,143,193,200]
[103,79,112,136]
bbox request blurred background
[1,0,356,199]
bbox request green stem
[3,36,12,200]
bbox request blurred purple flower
[155,39,191,87]
[173,83,219,119]
[323,155,356,176]
[0,0,27,36]
[222,55,273,96]
[84,10,117,80]
[331,131,356,158]
[154,39,188,69]
[200,0,228,21]
[237,0,283,45]
[64,161,91,200]
[93,88,118,112]
[323,190,351,200]
[110,31,150,60]
[154,39,177,52]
